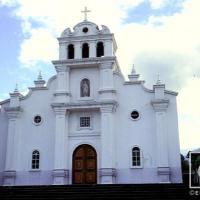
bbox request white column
[59,42,67,60]
[151,99,170,183]
[104,40,113,57]
[4,108,21,185]
[54,65,70,103]
[75,42,81,59]
[100,104,116,184]
[52,107,69,185]
[89,41,96,58]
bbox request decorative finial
[34,71,45,87]
[128,64,140,81]
[14,83,19,93]
[81,6,91,21]
[37,70,42,81]
[131,64,136,75]
[156,74,162,84]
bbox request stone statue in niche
[81,79,90,97]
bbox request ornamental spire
[34,71,45,87]
[37,70,43,81]
[128,64,140,82]
[156,74,162,84]
[131,64,136,75]
[14,83,19,93]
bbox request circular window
[33,115,42,125]
[82,27,88,33]
[130,110,140,120]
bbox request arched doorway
[72,144,97,184]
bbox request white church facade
[0,17,182,186]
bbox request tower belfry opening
[68,44,74,59]
[82,43,89,58]
[97,42,104,57]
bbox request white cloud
[149,0,167,9]
[19,28,58,67]
[178,78,200,149]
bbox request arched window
[132,147,141,167]
[82,43,89,58]
[68,44,74,59]
[32,150,40,169]
[80,78,90,97]
[96,42,104,57]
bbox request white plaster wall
[0,70,182,185]
[13,79,57,185]
[69,111,100,136]
[69,67,100,102]
[113,73,182,183]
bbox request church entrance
[72,144,97,184]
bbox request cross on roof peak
[81,6,91,21]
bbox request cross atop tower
[81,6,91,21]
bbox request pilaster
[99,62,116,101]
[75,42,81,59]
[54,65,70,103]
[52,105,69,185]
[100,104,117,183]
[89,41,96,58]
[59,42,67,60]
[4,106,22,186]
[104,40,113,56]
[153,83,165,99]
[151,99,170,182]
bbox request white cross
[81,6,91,21]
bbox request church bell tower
[51,8,119,184]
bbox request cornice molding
[28,87,48,91]
[153,84,165,89]
[124,80,145,85]
[151,99,169,112]
[52,56,116,67]
[9,92,21,98]
[4,106,22,119]
[98,88,116,94]
[99,62,114,69]
[51,100,118,112]
[100,105,116,113]
[58,33,113,43]
[51,103,68,115]
[55,65,70,73]
[53,91,70,97]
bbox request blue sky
[0,0,200,152]
[125,0,183,23]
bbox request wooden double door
[72,144,97,184]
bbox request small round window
[82,27,88,33]
[33,115,42,125]
[130,110,140,120]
